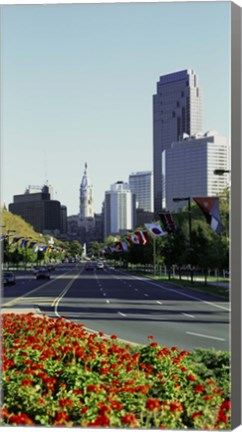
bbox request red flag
[135,231,150,245]
[159,212,176,233]
[193,197,223,234]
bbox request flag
[159,212,176,233]
[20,239,29,249]
[28,241,37,249]
[193,197,223,234]
[12,236,24,244]
[129,234,141,245]
[135,231,150,245]
[144,223,167,237]
[0,234,7,241]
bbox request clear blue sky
[1,1,231,216]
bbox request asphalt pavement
[2,263,230,352]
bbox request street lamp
[214,169,231,175]
[7,229,16,270]
[173,197,193,284]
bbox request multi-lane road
[2,263,230,352]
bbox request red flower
[110,400,124,410]
[0,407,9,419]
[22,379,33,387]
[150,342,158,347]
[203,395,214,400]
[98,402,111,414]
[73,389,83,395]
[194,384,205,393]
[86,384,99,392]
[111,334,117,340]
[122,413,138,425]
[221,400,231,411]
[187,373,196,381]
[9,413,34,425]
[148,335,154,340]
[80,406,88,415]
[89,414,110,427]
[217,409,228,423]
[169,401,184,412]
[59,398,73,408]
[54,411,69,423]
[146,398,161,410]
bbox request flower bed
[1,313,230,429]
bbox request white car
[97,262,104,270]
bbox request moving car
[3,271,16,286]
[97,262,104,270]
[36,267,50,280]
[85,262,95,271]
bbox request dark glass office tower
[153,69,202,215]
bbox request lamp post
[173,197,193,284]
[7,229,16,270]
[214,169,231,175]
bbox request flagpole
[153,236,156,276]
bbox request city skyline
[2,2,230,216]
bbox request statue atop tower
[79,163,94,229]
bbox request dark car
[36,267,50,280]
[85,262,95,271]
[3,271,16,286]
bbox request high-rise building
[153,69,202,215]
[104,181,136,238]
[8,185,66,236]
[79,163,94,229]
[162,131,230,212]
[129,171,154,213]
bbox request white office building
[153,69,202,215]
[162,131,230,212]
[104,181,136,238]
[129,171,154,212]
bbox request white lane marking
[183,313,195,318]
[106,300,110,304]
[103,293,106,296]
[186,331,226,341]
[144,293,149,297]
[156,301,162,305]
[52,272,81,317]
[126,273,230,312]
[118,312,126,317]
[134,288,138,292]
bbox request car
[33,266,41,275]
[3,271,16,286]
[85,262,95,271]
[36,267,50,280]
[97,262,104,270]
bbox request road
[2,263,230,352]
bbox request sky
[1,0,231,216]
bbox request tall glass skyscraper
[153,69,202,215]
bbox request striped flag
[135,231,150,245]
[193,197,223,234]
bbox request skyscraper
[162,131,230,212]
[153,69,202,215]
[104,181,136,238]
[129,171,154,212]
